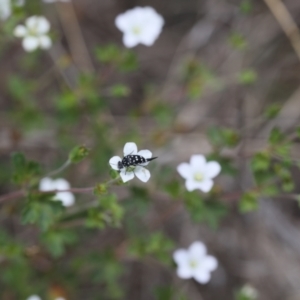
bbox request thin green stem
[45,159,71,178]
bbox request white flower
[173,241,218,284]
[27,296,41,300]
[0,0,24,20]
[115,6,164,48]
[109,142,153,183]
[177,155,221,193]
[39,177,75,207]
[240,284,259,299]
[14,16,52,52]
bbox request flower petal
[190,155,206,170]
[22,36,39,52]
[123,33,139,48]
[173,249,189,265]
[53,178,70,190]
[202,255,218,271]
[134,166,150,182]
[39,177,54,191]
[177,265,193,279]
[177,163,192,180]
[205,161,221,178]
[39,35,52,49]
[120,170,134,182]
[185,179,203,192]
[123,142,137,156]
[56,192,75,207]
[109,156,122,170]
[198,179,214,193]
[27,296,41,300]
[14,25,27,37]
[137,149,152,159]
[189,241,207,257]
[193,269,211,284]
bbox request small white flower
[177,155,221,193]
[27,296,41,300]
[109,142,153,183]
[115,6,164,48]
[39,177,75,207]
[173,241,218,284]
[240,284,259,299]
[0,0,24,20]
[14,15,52,52]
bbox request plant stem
[45,159,71,178]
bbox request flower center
[132,26,141,35]
[194,172,204,182]
[189,259,198,269]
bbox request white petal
[123,33,139,48]
[26,16,50,34]
[177,265,193,279]
[185,179,203,192]
[56,192,75,207]
[53,178,70,190]
[173,249,189,265]
[205,161,221,178]
[39,177,54,191]
[14,25,27,37]
[193,270,211,284]
[189,241,207,257]
[123,142,137,156]
[22,36,39,52]
[198,179,214,193]
[0,0,11,20]
[202,255,218,271]
[137,149,152,159]
[39,35,52,49]
[134,166,150,182]
[190,155,206,170]
[177,163,192,180]
[109,156,122,170]
[120,170,134,182]
[137,149,152,166]
[27,296,42,300]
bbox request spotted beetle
[118,154,157,171]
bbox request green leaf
[264,104,281,119]
[11,152,41,186]
[207,126,240,148]
[22,193,64,231]
[268,127,284,145]
[109,84,131,97]
[238,69,257,85]
[42,229,77,257]
[239,192,258,213]
[229,33,247,50]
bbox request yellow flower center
[194,172,204,182]
[189,259,198,269]
[132,26,141,35]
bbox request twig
[263,0,300,61]
[44,159,71,178]
[0,190,25,204]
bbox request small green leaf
[109,84,131,97]
[229,33,247,50]
[238,69,257,85]
[264,104,281,119]
[239,192,258,213]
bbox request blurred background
[1,0,300,299]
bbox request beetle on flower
[173,241,218,284]
[177,154,221,193]
[109,142,157,183]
